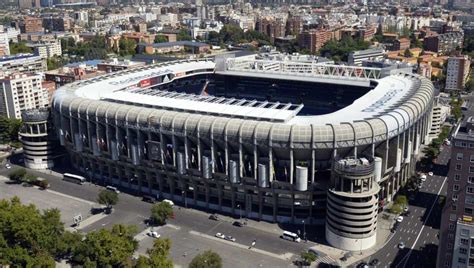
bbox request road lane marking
[189,230,293,260]
[398,176,447,268]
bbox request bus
[281,231,301,243]
[63,173,86,185]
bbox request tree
[150,202,173,226]
[118,39,137,56]
[189,250,222,268]
[404,48,413,57]
[394,195,408,207]
[154,35,169,43]
[97,190,118,209]
[8,168,27,182]
[0,116,22,143]
[301,251,317,266]
[71,224,137,267]
[0,197,81,266]
[137,238,173,268]
[9,41,33,55]
[465,78,474,92]
[177,29,193,41]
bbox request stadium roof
[60,58,430,132]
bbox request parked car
[209,214,219,221]
[147,231,160,238]
[233,221,244,227]
[163,199,174,206]
[356,262,369,268]
[398,242,405,249]
[396,216,404,223]
[142,195,157,203]
[224,235,236,242]
[428,172,434,176]
[215,232,225,239]
[369,259,380,266]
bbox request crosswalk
[314,255,338,266]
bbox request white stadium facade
[52,55,435,250]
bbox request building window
[465,208,473,216]
[449,223,456,231]
[449,242,454,249]
[454,184,460,191]
[461,238,469,246]
[458,153,464,160]
[462,142,468,147]
[470,177,474,184]
[460,248,468,255]
[449,233,455,239]
[459,257,467,264]
[471,166,474,173]
[471,155,474,162]
[452,204,457,211]
[455,174,461,181]
[453,194,459,201]
[468,186,474,194]
[470,143,474,148]
[457,164,462,170]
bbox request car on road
[398,242,405,249]
[163,199,174,206]
[147,231,160,238]
[420,174,427,182]
[142,195,157,203]
[418,183,423,189]
[5,164,11,169]
[215,232,226,239]
[224,235,236,242]
[428,172,434,176]
[209,214,219,221]
[396,216,404,223]
[356,262,369,268]
[369,259,380,266]
[105,185,120,194]
[233,221,244,227]
[403,206,409,213]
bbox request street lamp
[302,220,306,242]
[182,190,187,208]
[237,204,242,222]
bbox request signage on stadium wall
[108,69,173,86]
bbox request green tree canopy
[0,116,22,144]
[189,250,222,268]
[404,48,413,57]
[301,251,317,265]
[97,190,119,208]
[136,238,173,268]
[8,168,27,182]
[71,224,138,267]
[154,35,169,43]
[177,29,193,41]
[9,41,33,55]
[150,202,173,226]
[319,37,370,62]
[0,197,80,266]
[119,39,137,56]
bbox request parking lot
[0,175,96,228]
[135,224,294,268]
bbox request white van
[106,186,120,194]
[163,199,174,206]
[281,231,301,242]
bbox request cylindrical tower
[19,109,56,169]
[326,157,379,251]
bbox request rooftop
[139,41,210,48]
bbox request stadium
[52,55,435,250]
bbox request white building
[74,10,89,25]
[451,218,474,268]
[427,97,451,143]
[348,48,385,66]
[0,26,20,43]
[0,32,9,56]
[157,13,179,27]
[29,41,62,59]
[446,55,472,92]
[0,73,49,119]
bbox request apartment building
[427,98,451,143]
[0,54,47,76]
[0,73,48,119]
[15,17,44,34]
[0,32,9,56]
[28,41,62,59]
[446,55,472,92]
[299,30,332,54]
[348,48,385,66]
[424,32,464,54]
[438,116,474,268]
